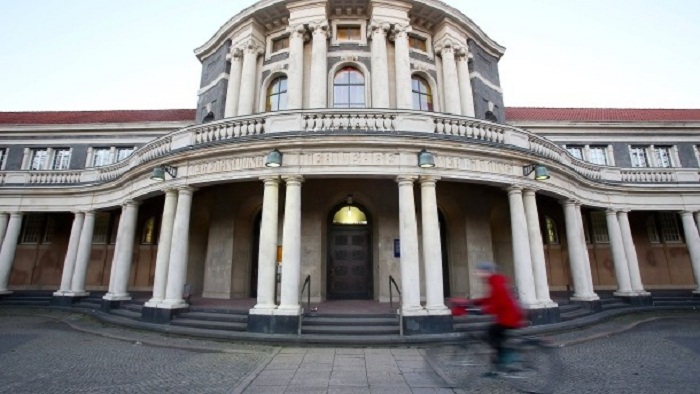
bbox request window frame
[411,75,433,112]
[330,19,367,46]
[589,211,610,244]
[332,66,366,109]
[629,146,650,168]
[0,148,7,170]
[407,29,433,59]
[265,75,289,112]
[265,30,291,60]
[29,148,49,170]
[51,148,71,170]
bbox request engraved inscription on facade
[300,152,399,166]
[437,156,514,175]
[190,157,264,175]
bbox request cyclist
[472,261,524,375]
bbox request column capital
[82,211,96,217]
[389,23,412,41]
[259,175,280,183]
[226,47,243,62]
[559,198,578,207]
[396,175,418,184]
[175,185,196,195]
[282,175,304,184]
[122,199,141,208]
[286,23,309,41]
[679,210,695,217]
[419,175,440,185]
[242,39,264,56]
[455,45,472,62]
[505,185,523,195]
[522,188,539,196]
[309,20,330,38]
[605,208,619,215]
[162,187,179,195]
[435,39,456,56]
[368,20,391,38]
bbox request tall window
[588,146,608,165]
[92,148,111,167]
[141,216,157,244]
[92,212,111,244]
[654,146,673,168]
[566,146,584,160]
[333,67,365,108]
[589,211,609,244]
[630,146,649,167]
[657,212,681,243]
[52,148,71,170]
[544,216,559,244]
[0,148,7,170]
[116,147,134,162]
[411,76,433,111]
[20,214,50,244]
[30,149,48,170]
[266,76,288,112]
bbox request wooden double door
[327,226,372,299]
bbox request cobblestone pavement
[1,309,699,393]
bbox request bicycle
[442,302,563,393]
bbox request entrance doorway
[327,201,372,300]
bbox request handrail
[300,274,311,313]
[389,275,403,337]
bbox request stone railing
[0,109,697,187]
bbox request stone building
[1,0,699,335]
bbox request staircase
[652,290,700,307]
[170,307,248,332]
[300,313,400,336]
[0,291,52,307]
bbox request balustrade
[0,109,695,187]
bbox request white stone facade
[1,1,700,330]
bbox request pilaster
[309,21,329,108]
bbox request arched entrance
[327,200,372,300]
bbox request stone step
[560,309,593,322]
[122,303,143,313]
[73,301,102,310]
[177,311,248,323]
[558,303,583,313]
[652,300,700,307]
[170,318,247,331]
[300,324,400,336]
[453,321,492,333]
[110,308,141,320]
[302,316,397,326]
[0,299,51,306]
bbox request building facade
[1,0,700,334]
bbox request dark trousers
[487,323,509,365]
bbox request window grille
[658,212,681,243]
[590,211,609,243]
[21,214,44,244]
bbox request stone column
[506,187,538,307]
[392,24,413,110]
[224,48,243,117]
[419,176,448,313]
[286,24,306,110]
[680,211,700,294]
[522,189,555,307]
[617,210,648,295]
[107,209,126,293]
[56,212,84,294]
[369,21,390,108]
[252,177,280,313]
[397,176,424,315]
[438,41,462,114]
[238,40,262,116]
[104,201,139,301]
[69,211,95,295]
[0,213,23,294]
[456,47,475,117]
[309,21,329,108]
[278,176,304,315]
[161,187,195,308]
[145,189,178,306]
[605,209,634,295]
[575,203,596,297]
[695,212,700,236]
[562,200,595,300]
[0,212,9,250]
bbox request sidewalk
[1,308,697,393]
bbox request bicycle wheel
[499,338,562,394]
[438,339,494,389]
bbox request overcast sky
[1,0,699,111]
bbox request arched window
[332,205,368,225]
[411,76,433,111]
[266,76,288,111]
[333,67,365,108]
[141,216,156,244]
[544,216,559,244]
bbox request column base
[403,314,454,335]
[570,293,600,302]
[0,290,13,296]
[102,293,131,301]
[526,306,561,326]
[51,294,88,306]
[616,294,653,306]
[247,313,299,334]
[141,305,187,324]
[692,290,700,297]
[570,299,602,312]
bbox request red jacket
[475,274,524,328]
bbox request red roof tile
[505,107,700,122]
[0,109,196,125]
